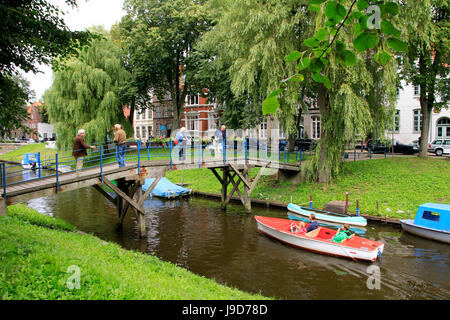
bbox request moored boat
[287,203,367,227]
[21,153,38,170]
[400,203,450,244]
[254,216,383,262]
[142,177,191,199]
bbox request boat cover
[142,177,190,198]
[414,203,450,231]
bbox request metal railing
[0,138,307,195]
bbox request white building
[133,108,153,140]
[391,81,450,144]
[37,123,56,141]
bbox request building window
[163,106,168,118]
[413,109,422,132]
[312,116,321,139]
[136,126,141,139]
[393,110,400,132]
[147,126,153,138]
[208,113,218,131]
[259,121,267,139]
[436,117,450,138]
[156,124,162,137]
[186,115,198,131]
[414,85,420,96]
[186,94,199,106]
[156,106,161,118]
[147,109,152,119]
[141,126,146,140]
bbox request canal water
[22,186,450,300]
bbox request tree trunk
[317,84,330,183]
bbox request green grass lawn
[167,157,450,219]
[0,204,268,300]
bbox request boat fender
[377,249,382,261]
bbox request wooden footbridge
[0,139,302,237]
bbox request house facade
[390,81,450,144]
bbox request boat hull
[255,216,383,262]
[400,219,450,244]
[287,203,367,227]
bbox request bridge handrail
[1,137,304,190]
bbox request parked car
[365,139,388,153]
[427,139,450,156]
[391,141,419,155]
[294,138,317,151]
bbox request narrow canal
[20,185,449,300]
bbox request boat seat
[305,227,321,238]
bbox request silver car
[427,139,450,156]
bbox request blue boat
[400,203,450,244]
[142,177,191,199]
[287,203,367,227]
[22,153,38,170]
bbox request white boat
[255,216,384,262]
[400,203,450,244]
[21,153,38,170]
[287,203,367,227]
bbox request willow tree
[264,0,405,183]
[44,29,131,148]
[198,0,315,139]
[399,0,449,157]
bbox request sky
[24,0,126,102]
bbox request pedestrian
[72,129,95,171]
[113,124,127,167]
[175,127,187,160]
[214,125,227,159]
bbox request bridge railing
[0,137,306,190]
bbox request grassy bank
[167,157,450,219]
[0,204,268,300]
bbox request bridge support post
[0,197,6,216]
[221,167,228,210]
[210,164,264,213]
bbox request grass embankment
[0,204,268,300]
[167,157,450,219]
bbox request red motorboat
[255,216,384,262]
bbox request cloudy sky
[24,0,126,101]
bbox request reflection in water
[25,187,450,300]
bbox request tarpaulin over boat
[142,177,190,198]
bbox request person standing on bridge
[176,127,187,161]
[214,125,227,159]
[113,124,127,167]
[72,129,95,171]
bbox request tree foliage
[260,0,403,182]
[0,0,92,75]
[44,30,131,148]
[0,0,93,136]
[398,0,449,157]
[0,74,34,137]
[197,0,315,133]
[115,0,211,130]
